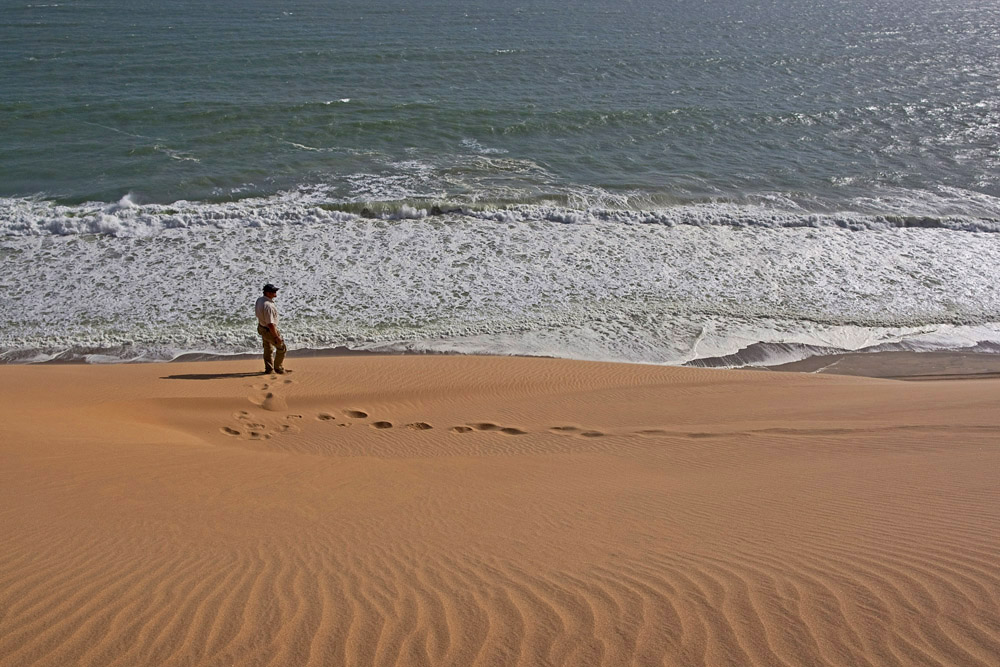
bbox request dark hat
[262,283,279,293]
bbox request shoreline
[763,349,1000,380]
[17,346,1000,381]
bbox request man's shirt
[255,296,278,327]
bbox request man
[254,283,287,374]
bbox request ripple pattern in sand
[3,521,999,666]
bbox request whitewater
[4,186,1000,365]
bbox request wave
[6,183,1000,366]
[3,190,1000,238]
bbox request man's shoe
[264,367,273,374]
[275,368,285,374]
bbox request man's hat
[263,283,279,293]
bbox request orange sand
[1,355,999,666]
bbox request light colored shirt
[255,296,278,327]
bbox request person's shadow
[160,372,264,380]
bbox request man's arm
[268,322,282,344]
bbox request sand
[1,354,999,666]
[768,350,1000,381]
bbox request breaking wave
[3,190,1000,238]
[5,184,1000,365]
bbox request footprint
[550,426,580,433]
[220,427,241,436]
[500,427,527,436]
[471,423,501,431]
[286,414,303,420]
[371,421,393,429]
[282,378,293,384]
[579,431,605,438]
[406,422,433,430]
[317,413,337,421]
[637,429,668,436]
[261,392,287,411]
[344,410,368,419]
[451,426,474,433]
[277,424,299,434]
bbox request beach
[3,3,1000,661]
[2,354,999,666]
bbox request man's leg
[258,325,274,373]
[273,339,287,373]
[262,337,274,373]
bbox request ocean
[2,0,999,364]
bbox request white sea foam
[153,145,200,162]
[4,186,999,239]
[277,139,338,152]
[392,205,427,219]
[4,197,1000,364]
[460,138,509,155]
[0,192,357,237]
[112,193,138,210]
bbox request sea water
[2,0,999,364]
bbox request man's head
[263,283,279,297]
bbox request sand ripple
[2,532,999,666]
[2,357,1000,665]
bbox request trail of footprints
[218,376,726,442]
[218,376,667,441]
[220,406,549,440]
[220,379,609,441]
[224,375,928,442]
[225,400,964,444]
[220,374,605,440]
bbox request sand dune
[1,356,999,666]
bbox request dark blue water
[4,0,998,207]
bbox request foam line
[3,194,1000,238]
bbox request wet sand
[767,349,1000,380]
